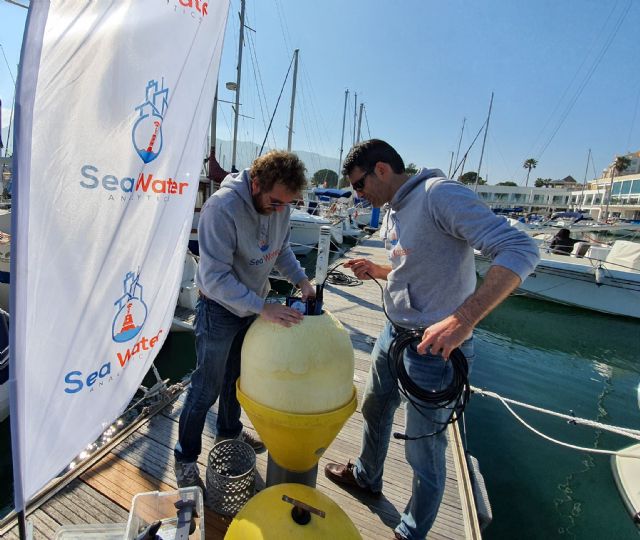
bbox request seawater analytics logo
[112,271,148,343]
[132,79,169,163]
[78,76,190,199]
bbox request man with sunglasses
[324,139,539,539]
[174,150,315,492]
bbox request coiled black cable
[321,262,471,439]
[387,327,470,440]
[367,272,471,440]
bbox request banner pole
[17,510,27,540]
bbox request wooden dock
[1,236,480,539]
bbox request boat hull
[475,254,640,319]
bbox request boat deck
[2,237,480,539]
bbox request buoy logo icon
[132,79,169,164]
[112,271,148,343]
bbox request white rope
[471,385,640,458]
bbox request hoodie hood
[219,169,255,209]
[391,168,445,210]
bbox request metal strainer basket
[205,439,256,516]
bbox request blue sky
[1,0,638,184]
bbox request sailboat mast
[579,148,591,210]
[474,92,494,193]
[231,0,246,172]
[338,89,349,178]
[287,49,299,152]
[352,92,358,145]
[356,103,364,143]
[453,117,466,177]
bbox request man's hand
[343,258,390,280]
[261,303,304,327]
[297,278,316,301]
[416,312,473,359]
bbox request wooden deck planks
[6,236,478,539]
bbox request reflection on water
[479,293,639,369]
[468,293,640,540]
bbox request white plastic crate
[124,487,204,540]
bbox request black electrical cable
[314,260,470,439]
[366,273,471,440]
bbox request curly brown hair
[250,150,307,194]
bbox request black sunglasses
[351,170,370,192]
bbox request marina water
[1,245,639,538]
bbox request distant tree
[459,171,485,185]
[312,169,338,188]
[534,178,544,188]
[523,158,538,187]
[338,176,350,189]
[603,155,631,220]
[497,181,517,186]
[405,162,419,176]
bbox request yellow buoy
[224,483,362,539]
[237,382,356,472]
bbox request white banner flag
[11,0,229,508]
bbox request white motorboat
[289,208,332,255]
[611,383,640,526]
[475,240,640,318]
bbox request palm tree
[603,155,631,221]
[523,158,538,187]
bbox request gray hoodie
[381,168,539,329]
[196,169,307,317]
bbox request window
[631,180,640,195]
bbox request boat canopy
[314,188,352,200]
[550,211,593,221]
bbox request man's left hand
[416,313,473,359]
[297,278,316,301]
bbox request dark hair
[342,139,405,177]
[555,228,571,240]
[250,150,307,193]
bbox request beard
[252,191,273,215]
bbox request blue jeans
[353,322,475,540]
[174,297,256,463]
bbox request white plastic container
[125,487,204,540]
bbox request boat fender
[595,266,604,286]
[466,452,493,531]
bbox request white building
[473,184,572,214]
[569,151,640,221]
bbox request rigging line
[525,3,619,160]
[536,2,632,160]
[245,29,274,147]
[258,52,295,156]
[625,84,640,153]
[0,44,16,86]
[488,131,511,180]
[299,69,330,152]
[272,0,293,57]
[451,121,487,179]
[300,64,333,147]
[364,107,372,139]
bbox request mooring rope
[472,385,640,458]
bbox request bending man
[175,150,315,490]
